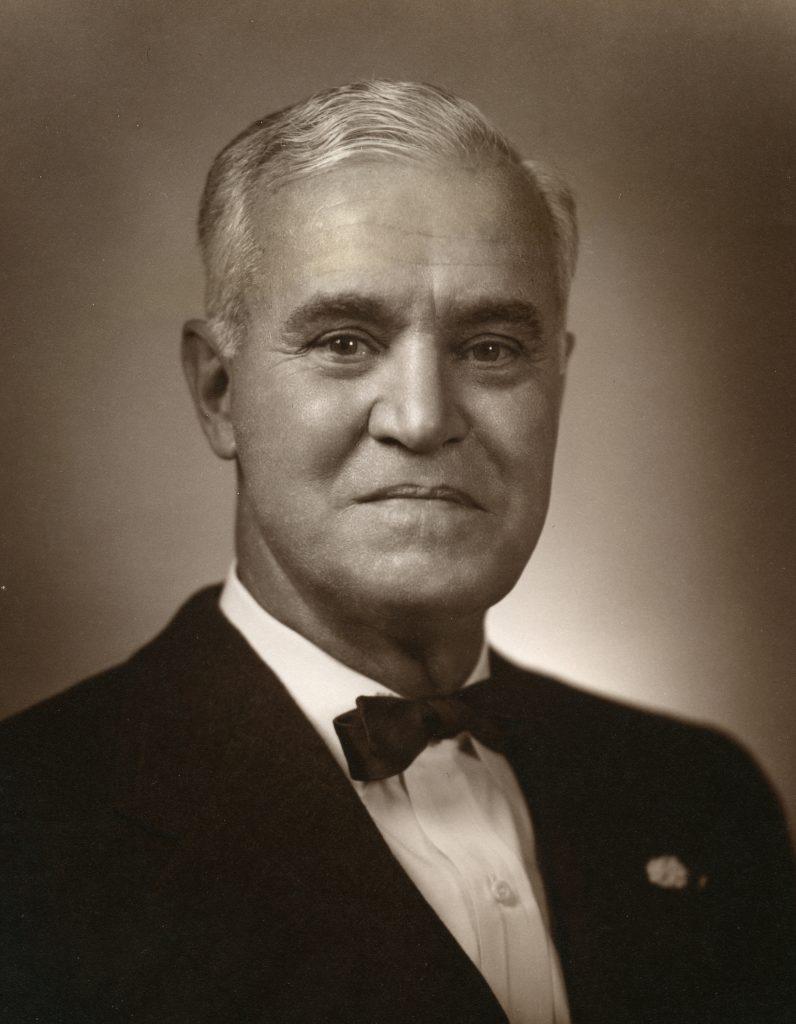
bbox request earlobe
[181,319,237,460]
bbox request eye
[462,338,520,365]
[312,332,375,362]
[325,334,363,356]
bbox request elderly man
[1,82,792,1024]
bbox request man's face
[226,157,568,625]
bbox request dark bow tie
[333,679,519,781]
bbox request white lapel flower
[646,854,690,890]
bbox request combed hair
[198,80,578,354]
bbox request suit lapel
[113,591,507,1023]
[489,652,603,1022]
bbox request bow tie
[333,679,518,782]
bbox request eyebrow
[282,292,543,337]
[283,293,403,335]
[446,299,543,336]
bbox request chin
[342,550,523,621]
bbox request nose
[368,337,467,453]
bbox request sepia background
[1,1,794,825]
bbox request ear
[181,319,237,460]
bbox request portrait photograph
[1,2,793,1021]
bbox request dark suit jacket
[1,587,793,1023]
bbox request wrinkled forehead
[245,156,560,323]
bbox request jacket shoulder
[493,647,767,776]
[494,649,793,877]
[0,586,225,815]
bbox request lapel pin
[645,854,690,890]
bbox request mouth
[358,484,482,509]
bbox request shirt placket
[403,740,554,1024]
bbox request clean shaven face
[225,157,568,627]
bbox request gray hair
[198,80,578,354]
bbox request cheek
[476,385,561,488]
[231,367,366,485]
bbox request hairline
[199,88,577,355]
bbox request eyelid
[460,334,523,354]
[306,327,381,361]
[299,327,364,346]
[462,329,523,345]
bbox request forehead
[246,157,558,324]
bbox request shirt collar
[219,564,490,773]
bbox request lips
[359,484,482,509]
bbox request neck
[236,549,486,701]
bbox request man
[0,81,792,1023]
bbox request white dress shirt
[220,567,571,1024]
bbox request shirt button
[490,878,517,906]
